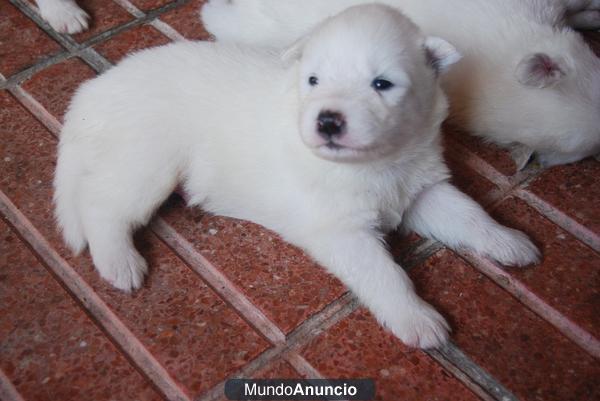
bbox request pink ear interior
[516,53,567,88]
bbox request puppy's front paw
[39,0,90,34]
[485,227,540,267]
[97,249,148,292]
[385,301,450,349]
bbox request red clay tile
[387,231,425,266]
[130,0,177,11]
[444,123,517,177]
[82,231,270,396]
[159,0,210,40]
[491,197,600,337]
[22,57,96,121]
[0,91,270,397]
[71,0,134,43]
[94,24,171,63]
[528,158,600,235]
[412,250,600,401]
[444,145,498,204]
[161,196,347,334]
[254,360,303,379]
[0,1,62,77]
[300,309,480,401]
[0,220,162,401]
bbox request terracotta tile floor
[1,1,598,400]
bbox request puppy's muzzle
[317,110,346,140]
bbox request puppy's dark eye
[372,78,394,91]
[309,76,319,86]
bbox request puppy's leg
[300,228,449,349]
[36,0,89,34]
[78,169,178,292]
[403,182,540,267]
[82,211,148,292]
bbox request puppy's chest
[362,183,412,231]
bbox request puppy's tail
[53,139,87,255]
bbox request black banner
[224,379,375,400]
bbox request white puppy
[54,5,539,348]
[202,0,600,168]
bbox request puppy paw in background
[36,0,89,34]
[563,0,600,29]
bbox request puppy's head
[284,4,460,163]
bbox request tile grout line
[99,0,190,44]
[151,217,288,345]
[11,0,80,51]
[514,189,600,252]
[110,0,186,41]
[153,221,356,391]
[11,0,113,74]
[425,351,496,401]
[0,192,191,401]
[191,236,518,401]
[2,0,188,89]
[195,296,358,401]
[0,368,26,401]
[6,0,192,86]
[8,85,62,135]
[402,242,521,401]
[0,51,72,90]
[444,139,600,358]
[112,0,146,18]
[150,19,187,42]
[427,343,519,401]
[460,251,600,358]
[445,140,513,190]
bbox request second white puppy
[54,5,539,349]
[202,0,600,168]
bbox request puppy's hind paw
[386,302,450,349]
[97,249,148,292]
[485,227,541,268]
[39,0,89,34]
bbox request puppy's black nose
[317,111,345,139]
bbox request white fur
[201,0,600,167]
[36,0,89,34]
[55,5,539,349]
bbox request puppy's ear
[281,35,310,65]
[424,37,462,75]
[515,53,569,88]
[281,17,331,65]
